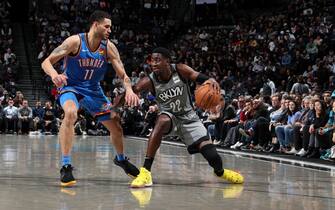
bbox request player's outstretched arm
[133,76,154,95]
[107,40,139,107]
[41,35,79,87]
[176,64,220,91]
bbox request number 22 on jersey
[170,99,182,112]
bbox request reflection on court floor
[0,135,334,210]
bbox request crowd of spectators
[201,90,335,161]
[11,0,333,162]
[187,0,335,161]
[0,1,24,127]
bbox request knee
[64,109,77,124]
[198,140,212,149]
[110,112,120,122]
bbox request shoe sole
[61,180,77,187]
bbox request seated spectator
[222,96,246,147]
[304,100,329,158]
[13,91,24,107]
[3,98,18,134]
[239,97,271,151]
[3,48,16,65]
[32,100,44,131]
[290,96,314,155]
[267,96,288,153]
[17,99,33,134]
[275,100,301,153]
[230,98,254,149]
[212,96,236,145]
[290,75,310,95]
[319,100,335,160]
[41,101,58,134]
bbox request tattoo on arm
[51,44,69,56]
[124,76,131,87]
[124,77,131,84]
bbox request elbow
[41,57,51,71]
[41,59,46,70]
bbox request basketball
[195,80,221,110]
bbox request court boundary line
[126,136,335,173]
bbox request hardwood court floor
[0,135,334,210]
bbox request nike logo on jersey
[158,86,184,102]
[172,75,180,83]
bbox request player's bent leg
[199,141,244,184]
[59,93,79,187]
[101,113,139,178]
[131,114,172,188]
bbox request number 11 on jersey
[84,69,94,80]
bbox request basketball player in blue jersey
[131,47,244,188]
[42,10,140,187]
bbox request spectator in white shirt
[3,98,18,133]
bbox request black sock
[143,157,154,171]
[200,144,224,176]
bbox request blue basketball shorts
[58,86,112,122]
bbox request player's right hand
[125,90,140,107]
[52,74,68,87]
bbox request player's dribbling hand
[52,74,68,87]
[207,78,220,92]
[125,90,140,107]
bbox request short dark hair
[152,47,171,60]
[89,10,111,27]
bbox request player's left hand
[207,78,220,93]
[125,90,140,107]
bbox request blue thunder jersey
[62,33,108,90]
[58,33,113,121]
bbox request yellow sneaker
[219,169,244,184]
[130,188,152,207]
[130,167,153,188]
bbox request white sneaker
[286,147,298,154]
[236,142,244,148]
[213,140,221,145]
[230,141,240,149]
[296,148,306,156]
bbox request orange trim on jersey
[68,34,82,57]
[95,110,111,117]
